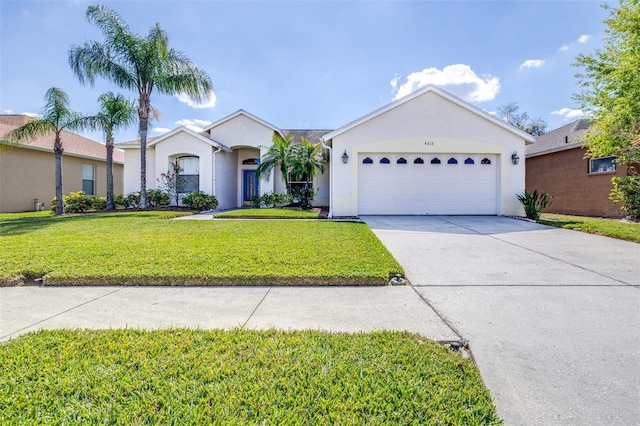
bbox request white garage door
[358,154,497,215]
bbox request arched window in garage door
[481,157,492,164]
[430,157,441,164]
[447,157,458,164]
[397,157,407,164]
[414,157,424,164]
[362,157,373,164]
[464,157,475,164]
[380,157,391,164]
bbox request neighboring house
[0,114,124,212]
[525,119,626,217]
[117,85,533,217]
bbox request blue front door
[243,170,259,203]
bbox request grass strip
[0,329,502,425]
[539,213,640,243]
[0,211,402,285]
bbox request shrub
[516,189,552,221]
[92,196,107,210]
[250,192,292,208]
[182,191,219,211]
[291,186,317,210]
[114,194,126,208]
[610,175,640,221]
[250,195,262,209]
[124,192,141,208]
[147,189,170,207]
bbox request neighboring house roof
[116,126,231,152]
[321,85,537,144]
[526,119,592,158]
[0,114,124,163]
[203,109,282,135]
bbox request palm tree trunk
[138,97,149,209]
[54,133,64,216]
[106,135,114,210]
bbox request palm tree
[256,133,294,191]
[2,88,87,215]
[68,5,213,209]
[89,92,136,209]
[289,136,325,188]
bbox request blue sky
[0,0,610,143]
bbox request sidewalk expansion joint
[0,286,126,341]
[240,287,272,329]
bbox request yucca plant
[517,189,553,221]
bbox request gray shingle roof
[282,129,333,144]
[526,119,592,157]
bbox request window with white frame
[178,156,200,193]
[82,164,95,195]
[589,156,617,174]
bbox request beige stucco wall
[328,90,527,217]
[0,147,123,212]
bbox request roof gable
[322,85,536,143]
[203,109,282,135]
[118,127,231,152]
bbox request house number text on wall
[424,141,434,146]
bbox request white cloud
[559,35,592,52]
[175,90,217,109]
[577,34,591,43]
[175,118,212,132]
[551,108,587,119]
[390,74,401,90]
[2,109,13,113]
[519,59,546,71]
[22,112,41,118]
[392,64,500,102]
[152,127,171,134]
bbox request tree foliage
[1,88,88,215]
[574,0,640,167]
[496,102,547,136]
[69,5,213,209]
[256,133,294,189]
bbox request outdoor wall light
[511,151,520,165]
[342,150,349,164]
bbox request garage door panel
[358,154,497,215]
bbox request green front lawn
[0,211,402,285]
[0,329,501,425]
[539,213,640,243]
[216,208,326,219]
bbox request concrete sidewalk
[0,286,458,343]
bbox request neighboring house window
[589,156,617,173]
[82,164,95,196]
[178,156,200,193]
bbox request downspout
[321,141,333,218]
[212,145,222,207]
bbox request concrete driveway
[363,215,640,426]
